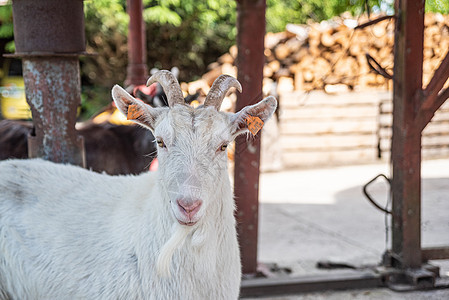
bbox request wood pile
[423,13,449,87]
[268,88,449,168]
[181,13,449,100]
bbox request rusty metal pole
[391,0,424,271]
[125,0,148,86]
[10,0,86,167]
[23,57,85,165]
[388,1,449,287]
[234,0,266,275]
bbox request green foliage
[266,0,390,33]
[80,0,236,116]
[426,0,449,13]
[81,0,129,87]
[84,0,128,35]
[143,5,182,26]
[267,0,335,31]
[81,0,237,85]
[143,0,236,81]
[80,86,113,120]
[0,4,14,52]
[0,4,12,36]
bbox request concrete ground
[243,158,449,299]
[243,288,449,300]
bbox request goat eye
[156,138,166,148]
[219,143,228,151]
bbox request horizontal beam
[422,246,449,261]
[240,271,383,298]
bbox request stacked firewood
[181,13,449,100]
[423,13,449,87]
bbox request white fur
[156,224,191,277]
[0,84,277,299]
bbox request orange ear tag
[127,104,143,120]
[245,115,264,135]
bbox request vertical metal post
[391,0,425,270]
[23,57,85,167]
[11,0,86,167]
[125,0,148,86]
[234,0,266,275]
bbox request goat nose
[176,198,202,217]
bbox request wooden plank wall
[279,90,387,168]
[277,90,449,168]
[379,99,449,161]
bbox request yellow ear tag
[245,115,264,135]
[127,104,143,120]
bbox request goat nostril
[178,202,187,214]
[176,199,202,215]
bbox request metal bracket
[381,251,439,291]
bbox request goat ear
[112,85,162,131]
[230,96,277,137]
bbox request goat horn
[204,75,242,110]
[146,70,184,107]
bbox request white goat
[0,70,277,299]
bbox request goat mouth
[176,219,197,226]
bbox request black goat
[0,119,156,175]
